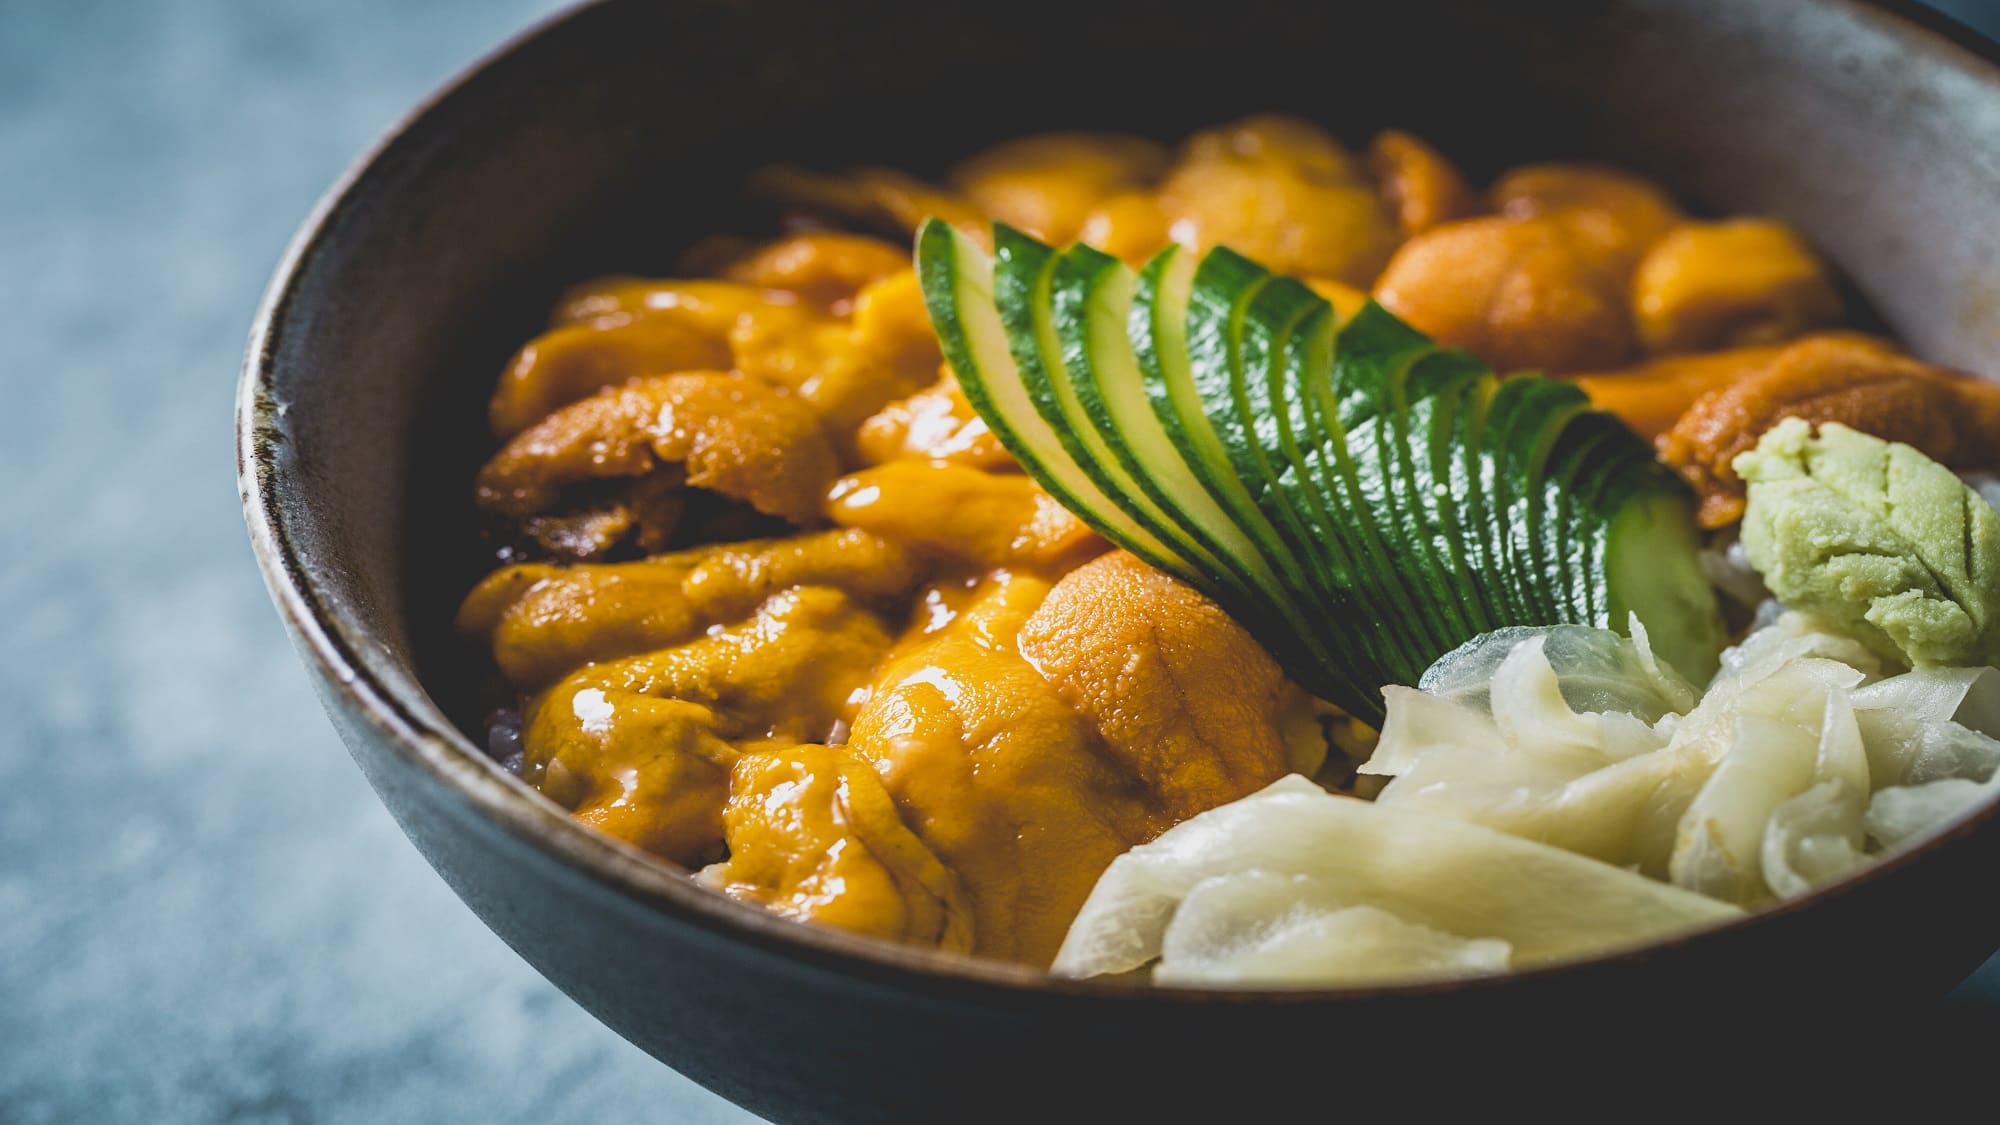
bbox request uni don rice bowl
[449,117,2000,987]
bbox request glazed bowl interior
[244,0,2000,1113]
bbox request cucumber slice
[1448,372,1501,628]
[991,226,1220,587]
[1310,306,1448,677]
[1605,487,1726,683]
[1400,350,1494,637]
[1280,305,1456,686]
[916,220,1723,724]
[1236,277,1395,685]
[1549,412,1662,625]
[1185,248,1278,499]
[1009,233,1366,706]
[1220,262,1367,626]
[1053,245,1282,596]
[1480,378,1588,625]
[1541,415,1629,623]
[917,222,1180,570]
[1356,343,1462,657]
[1132,247,1318,599]
[1264,307,1357,593]
[1243,283,1360,585]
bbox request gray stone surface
[0,1,756,1121]
[2,1,1999,1122]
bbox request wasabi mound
[1735,418,2000,668]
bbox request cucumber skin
[1030,237,1261,596]
[1549,412,1659,626]
[1542,418,1625,624]
[917,222,1089,522]
[1250,290,1360,589]
[1361,342,1469,657]
[1208,260,1368,632]
[990,226,1066,447]
[1266,304,1398,709]
[1401,351,1495,638]
[1132,248,1311,592]
[918,221,1179,578]
[1130,248,1203,480]
[1054,246,1275,596]
[1238,279,1387,687]
[994,226,1213,585]
[984,226,1360,700]
[923,220,1722,723]
[1320,307,1453,679]
[1605,486,1726,684]
[1133,249,1359,702]
[1266,308,1346,573]
[1480,377,1587,626]
[1185,249,1277,498]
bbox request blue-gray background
[3,1,1998,1121]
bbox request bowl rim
[238,0,2000,1006]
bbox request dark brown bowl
[240,0,2000,1117]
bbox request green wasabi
[1735,418,2000,668]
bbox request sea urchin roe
[1630,219,1841,354]
[806,556,1323,964]
[532,268,938,453]
[796,268,944,436]
[549,276,798,332]
[1373,214,1635,373]
[474,370,838,539]
[1735,419,2000,668]
[1076,190,1172,266]
[1660,333,2000,527]
[661,270,940,446]
[1018,551,1322,807]
[717,231,913,307]
[702,743,975,951]
[457,529,928,690]
[1488,163,1684,274]
[946,132,1170,245]
[1569,343,1789,439]
[1365,129,1476,239]
[855,372,1015,470]
[839,571,1140,964]
[487,316,735,438]
[520,586,893,864]
[1155,115,1400,286]
[824,461,1106,572]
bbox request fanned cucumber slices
[917,220,1722,724]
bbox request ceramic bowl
[240,1,2000,1118]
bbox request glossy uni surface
[240,0,2000,1117]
